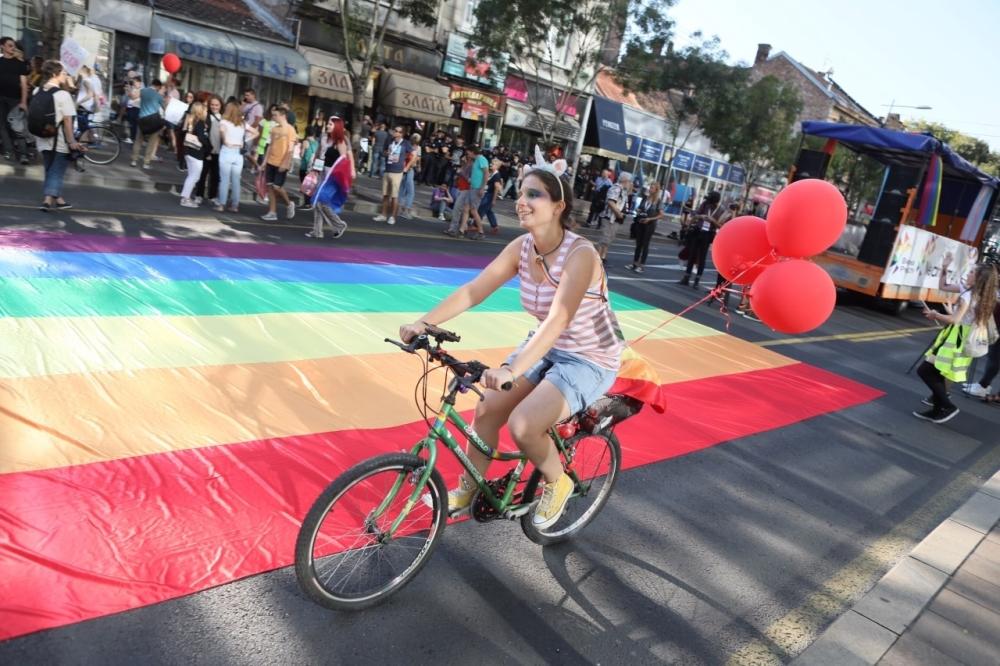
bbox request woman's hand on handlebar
[399,321,427,343]
[482,366,515,391]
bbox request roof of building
[125,0,295,43]
[766,51,879,125]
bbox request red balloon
[711,215,777,285]
[766,179,848,258]
[162,53,182,74]
[749,260,836,334]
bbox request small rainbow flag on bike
[0,230,882,640]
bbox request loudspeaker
[857,218,897,266]
[869,165,922,227]
[791,150,831,181]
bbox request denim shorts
[507,345,617,415]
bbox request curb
[791,470,1000,665]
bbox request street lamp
[880,101,932,127]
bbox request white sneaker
[963,383,989,398]
[387,216,396,226]
[286,202,296,219]
[261,212,278,221]
[179,198,199,208]
[438,214,446,221]
[373,214,387,222]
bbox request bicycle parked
[294,324,643,610]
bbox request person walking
[215,101,245,213]
[194,95,222,206]
[398,132,421,219]
[74,65,103,136]
[964,272,1000,398]
[178,101,210,208]
[130,79,164,169]
[373,125,411,226]
[446,136,465,187]
[679,191,723,288]
[368,122,388,177]
[298,126,320,211]
[123,75,141,144]
[260,107,296,221]
[596,172,632,267]
[0,35,30,164]
[478,158,504,234]
[586,169,613,227]
[240,88,263,160]
[915,257,999,423]
[30,60,84,211]
[307,117,355,240]
[625,181,667,273]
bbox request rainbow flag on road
[0,230,882,640]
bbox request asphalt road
[1,170,998,665]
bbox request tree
[32,0,62,60]
[616,24,744,183]
[469,0,651,151]
[298,0,438,147]
[905,120,1000,177]
[700,75,802,205]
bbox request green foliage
[905,119,1000,177]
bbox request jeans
[217,147,243,208]
[77,109,91,134]
[195,152,220,200]
[501,177,518,200]
[478,195,498,228]
[181,155,204,199]
[976,338,1000,388]
[42,150,70,198]
[398,169,415,210]
[633,220,657,265]
[126,107,139,140]
[0,96,27,157]
[369,152,385,177]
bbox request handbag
[138,113,164,136]
[964,318,998,358]
[184,129,202,151]
[301,170,319,197]
[254,168,269,201]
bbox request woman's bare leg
[507,380,571,483]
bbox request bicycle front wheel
[295,453,447,611]
[521,431,621,546]
[80,125,120,165]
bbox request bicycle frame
[371,376,579,538]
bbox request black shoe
[921,392,950,407]
[55,201,73,210]
[693,277,700,288]
[19,155,29,165]
[913,406,960,423]
[38,202,51,212]
[679,275,690,286]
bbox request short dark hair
[272,106,287,117]
[0,36,14,47]
[243,88,256,96]
[41,60,64,81]
[151,79,163,87]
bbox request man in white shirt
[32,60,84,211]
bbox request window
[547,28,569,67]
[463,0,480,30]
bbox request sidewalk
[793,470,1000,665]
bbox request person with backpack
[586,169,613,227]
[0,36,30,164]
[29,60,84,211]
[130,79,164,169]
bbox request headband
[526,144,569,201]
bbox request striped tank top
[518,231,624,371]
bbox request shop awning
[504,101,580,141]
[379,70,453,123]
[583,97,629,161]
[150,16,309,86]
[299,47,373,105]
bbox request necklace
[533,231,565,264]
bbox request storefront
[298,46,374,134]
[148,15,308,104]
[377,68,453,130]
[440,33,506,145]
[500,75,583,155]
[581,96,629,171]
[86,0,152,119]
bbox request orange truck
[792,121,997,312]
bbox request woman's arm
[337,140,356,178]
[925,296,969,326]
[505,243,598,378]
[400,239,521,339]
[937,253,962,294]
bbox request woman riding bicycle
[400,162,623,529]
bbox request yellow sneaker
[423,475,477,514]
[532,473,574,529]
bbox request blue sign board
[638,139,665,164]
[711,161,730,181]
[672,150,694,172]
[590,97,629,157]
[625,134,641,158]
[728,165,746,184]
[692,155,713,176]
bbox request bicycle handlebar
[385,327,512,393]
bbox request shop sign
[625,134,641,158]
[692,155,712,176]
[637,139,664,164]
[728,165,746,184]
[442,33,506,91]
[672,150,694,172]
[399,91,450,117]
[300,21,441,79]
[503,76,579,118]
[711,161,730,181]
[311,66,351,96]
[449,85,502,117]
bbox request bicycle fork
[365,437,439,540]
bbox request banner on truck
[882,225,978,289]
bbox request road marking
[0,203,508,246]
[727,442,1000,665]
[756,326,934,347]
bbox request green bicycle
[294,324,643,611]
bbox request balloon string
[626,253,773,347]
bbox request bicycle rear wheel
[80,125,120,165]
[295,453,447,611]
[520,431,621,546]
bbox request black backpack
[28,87,59,139]
[592,182,611,207]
